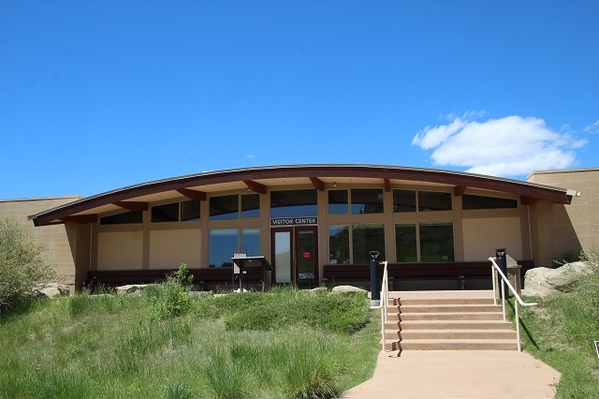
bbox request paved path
[341,350,561,399]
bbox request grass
[508,261,599,399]
[0,286,380,399]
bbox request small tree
[0,217,55,312]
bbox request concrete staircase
[385,290,518,351]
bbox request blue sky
[1,1,598,198]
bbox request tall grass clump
[514,247,599,398]
[0,285,380,398]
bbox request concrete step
[395,298,495,306]
[383,291,517,351]
[390,312,504,321]
[397,304,501,313]
[394,320,514,330]
[387,338,518,351]
[388,329,517,340]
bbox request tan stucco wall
[528,168,599,267]
[462,217,523,261]
[98,230,144,270]
[0,196,82,291]
[149,228,201,269]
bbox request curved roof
[30,164,571,226]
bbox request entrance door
[271,226,318,286]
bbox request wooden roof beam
[521,196,539,206]
[61,214,98,224]
[383,178,391,192]
[177,188,207,201]
[113,201,149,211]
[454,185,467,196]
[309,177,325,191]
[244,180,267,195]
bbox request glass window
[418,191,452,212]
[100,211,143,225]
[395,224,417,262]
[181,200,200,221]
[241,194,260,218]
[270,189,317,217]
[420,221,454,262]
[210,195,239,220]
[352,224,385,264]
[151,203,179,223]
[329,225,350,264]
[328,190,348,214]
[241,228,260,255]
[462,194,518,210]
[351,189,384,214]
[393,190,416,212]
[209,229,238,268]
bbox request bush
[0,217,54,312]
[145,264,193,319]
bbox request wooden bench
[322,261,534,290]
[84,267,265,291]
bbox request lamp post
[370,251,380,306]
[495,248,508,299]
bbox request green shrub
[145,264,193,319]
[552,249,583,268]
[0,217,54,312]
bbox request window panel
[270,189,317,217]
[420,221,454,262]
[181,200,200,221]
[395,224,417,262]
[100,211,143,225]
[241,228,260,256]
[241,194,260,218]
[462,194,517,210]
[352,224,385,264]
[418,191,452,212]
[209,229,238,268]
[328,190,348,214]
[393,190,416,212]
[351,189,384,214]
[210,195,239,220]
[151,203,179,223]
[329,225,350,264]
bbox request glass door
[271,226,318,285]
[273,228,292,283]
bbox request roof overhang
[29,164,571,226]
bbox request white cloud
[583,120,599,134]
[412,114,587,177]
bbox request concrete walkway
[341,350,561,399]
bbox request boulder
[33,283,70,298]
[331,285,366,294]
[115,284,150,295]
[522,261,590,298]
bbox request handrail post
[501,280,506,321]
[489,256,537,351]
[516,301,521,352]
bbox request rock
[115,284,150,295]
[307,287,328,294]
[331,285,366,294]
[33,283,70,298]
[522,261,591,298]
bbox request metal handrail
[370,261,389,352]
[489,257,537,351]
[380,261,389,351]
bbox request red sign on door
[302,252,311,259]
